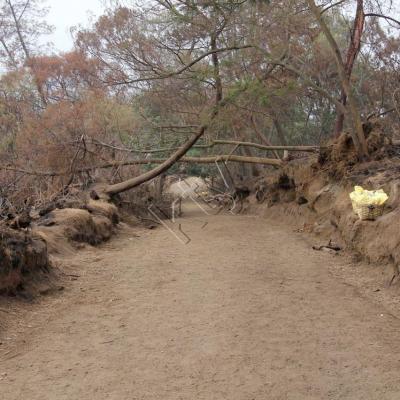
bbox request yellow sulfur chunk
[349,186,388,206]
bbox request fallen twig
[312,240,342,252]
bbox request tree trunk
[273,118,287,146]
[210,34,223,104]
[233,124,260,177]
[334,0,365,136]
[156,173,166,198]
[104,125,208,195]
[250,115,281,159]
[6,0,48,106]
[212,140,319,152]
[307,0,368,158]
[0,37,17,68]
[90,155,283,175]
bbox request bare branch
[364,13,400,27]
[110,45,253,86]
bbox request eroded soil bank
[1,204,400,400]
[247,126,400,278]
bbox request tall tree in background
[333,0,365,136]
[306,0,368,157]
[0,0,53,105]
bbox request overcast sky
[44,0,399,52]
[45,0,105,52]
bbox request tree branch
[90,138,320,155]
[74,155,283,173]
[306,0,368,157]
[1,154,283,178]
[110,45,252,86]
[364,13,400,27]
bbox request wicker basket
[351,201,384,221]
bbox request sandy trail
[1,205,400,399]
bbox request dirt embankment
[34,200,120,254]
[0,173,195,295]
[0,172,183,295]
[248,123,400,277]
[0,228,49,294]
[0,197,123,295]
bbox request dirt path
[1,205,400,399]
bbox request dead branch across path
[103,154,283,195]
[91,138,320,154]
[80,155,283,174]
[1,155,282,179]
[211,140,320,152]
[77,154,283,177]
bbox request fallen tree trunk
[212,140,319,152]
[91,138,320,154]
[1,155,283,179]
[88,155,282,183]
[104,125,209,195]
[106,155,281,167]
